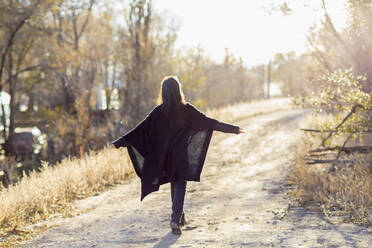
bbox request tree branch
[301,128,372,133]
[0,12,33,91]
[321,104,364,146]
[77,0,95,40]
[305,159,356,165]
[331,133,352,170]
[310,146,372,154]
[321,0,359,68]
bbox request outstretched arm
[212,119,245,134]
[111,105,160,149]
[186,103,244,134]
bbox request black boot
[170,221,182,235]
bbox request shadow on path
[152,231,180,248]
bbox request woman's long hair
[158,76,187,127]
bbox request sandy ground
[23,108,372,248]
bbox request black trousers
[170,180,187,223]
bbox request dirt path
[23,109,371,248]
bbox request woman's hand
[111,144,116,149]
[238,127,245,134]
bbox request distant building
[263,81,283,97]
[0,91,43,158]
[0,91,10,130]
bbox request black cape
[112,103,238,200]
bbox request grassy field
[0,98,291,241]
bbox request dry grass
[0,148,133,234]
[290,114,372,225]
[0,97,292,243]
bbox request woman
[112,76,244,235]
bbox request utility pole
[255,65,264,99]
[267,59,271,99]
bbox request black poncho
[112,103,239,200]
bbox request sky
[154,0,349,67]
